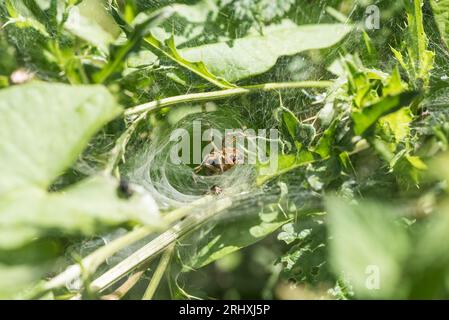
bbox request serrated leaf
[379,107,413,142]
[352,91,417,136]
[3,0,49,36]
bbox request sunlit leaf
[180,20,352,82]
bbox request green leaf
[379,107,413,142]
[0,83,161,244]
[256,151,316,185]
[282,107,301,142]
[147,0,218,48]
[64,0,120,52]
[396,0,435,87]
[181,205,289,270]
[0,264,47,299]
[314,119,338,158]
[144,34,236,89]
[0,82,161,297]
[326,198,410,299]
[180,20,352,82]
[0,82,121,193]
[0,176,160,249]
[278,218,328,284]
[352,91,417,136]
[93,10,171,83]
[430,0,449,48]
[164,0,218,24]
[3,0,49,36]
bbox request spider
[209,185,223,195]
[194,136,244,175]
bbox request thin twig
[125,81,333,116]
[101,270,146,300]
[142,245,175,300]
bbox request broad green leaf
[0,176,160,249]
[0,264,47,299]
[0,82,121,193]
[278,218,329,283]
[430,0,449,48]
[406,210,449,299]
[0,82,161,297]
[180,20,352,82]
[165,0,218,24]
[326,198,410,299]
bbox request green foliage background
[0,0,449,300]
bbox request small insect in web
[194,135,245,175]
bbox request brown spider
[209,185,223,195]
[194,136,244,175]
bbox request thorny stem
[124,81,333,116]
[142,245,175,300]
[105,112,147,176]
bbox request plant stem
[101,270,145,300]
[109,80,332,174]
[42,226,155,293]
[90,196,233,292]
[142,245,174,300]
[125,81,333,116]
[42,195,215,295]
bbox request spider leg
[219,156,225,172]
